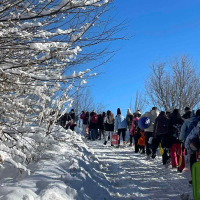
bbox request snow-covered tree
[0,0,122,175]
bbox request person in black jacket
[182,107,191,120]
[69,109,76,131]
[153,111,170,164]
[97,113,105,140]
[60,113,72,129]
[104,110,114,146]
[168,109,184,171]
[83,112,89,137]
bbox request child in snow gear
[115,108,127,148]
[138,130,145,153]
[104,110,115,146]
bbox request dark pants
[145,132,153,156]
[133,134,139,153]
[190,153,196,175]
[70,124,76,131]
[118,128,126,145]
[157,134,170,164]
[98,129,104,139]
[139,145,145,153]
[130,135,134,144]
[92,129,98,140]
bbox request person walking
[185,121,200,184]
[182,109,200,184]
[153,111,170,164]
[83,112,89,137]
[130,110,142,152]
[89,110,98,140]
[104,110,114,146]
[168,109,184,171]
[141,107,159,159]
[115,108,127,148]
[69,109,76,131]
[80,111,86,135]
[126,108,133,131]
[97,113,105,140]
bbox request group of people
[59,109,77,131]
[139,106,200,184]
[79,106,200,184]
[60,106,200,185]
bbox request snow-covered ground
[0,127,194,200]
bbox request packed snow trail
[85,137,193,200]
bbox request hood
[127,108,132,115]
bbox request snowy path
[85,138,193,200]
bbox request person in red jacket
[130,110,142,152]
[80,111,86,122]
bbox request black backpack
[172,124,182,139]
[127,115,133,125]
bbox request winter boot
[104,141,107,145]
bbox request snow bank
[0,126,113,200]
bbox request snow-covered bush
[0,0,120,176]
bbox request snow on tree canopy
[0,0,119,177]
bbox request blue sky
[86,0,200,116]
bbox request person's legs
[178,144,185,171]
[118,129,122,145]
[104,131,109,143]
[190,153,197,175]
[145,132,152,156]
[170,143,178,167]
[110,131,113,145]
[129,135,133,146]
[122,129,126,144]
[133,134,139,153]
[93,129,98,140]
[99,129,103,140]
[141,146,145,154]
[88,129,92,139]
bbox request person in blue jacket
[115,108,127,148]
[180,110,200,144]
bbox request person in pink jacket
[130,110,142,152]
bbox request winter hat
[117,108,121,115]
[134,110,142,115]
[184,107,191,112]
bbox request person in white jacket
[141,107,159,158]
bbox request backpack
[127,115,133,125]
[172,124,182,139]
[92,114,98,123]
[83,115,89,125]
[134,120,140,132]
